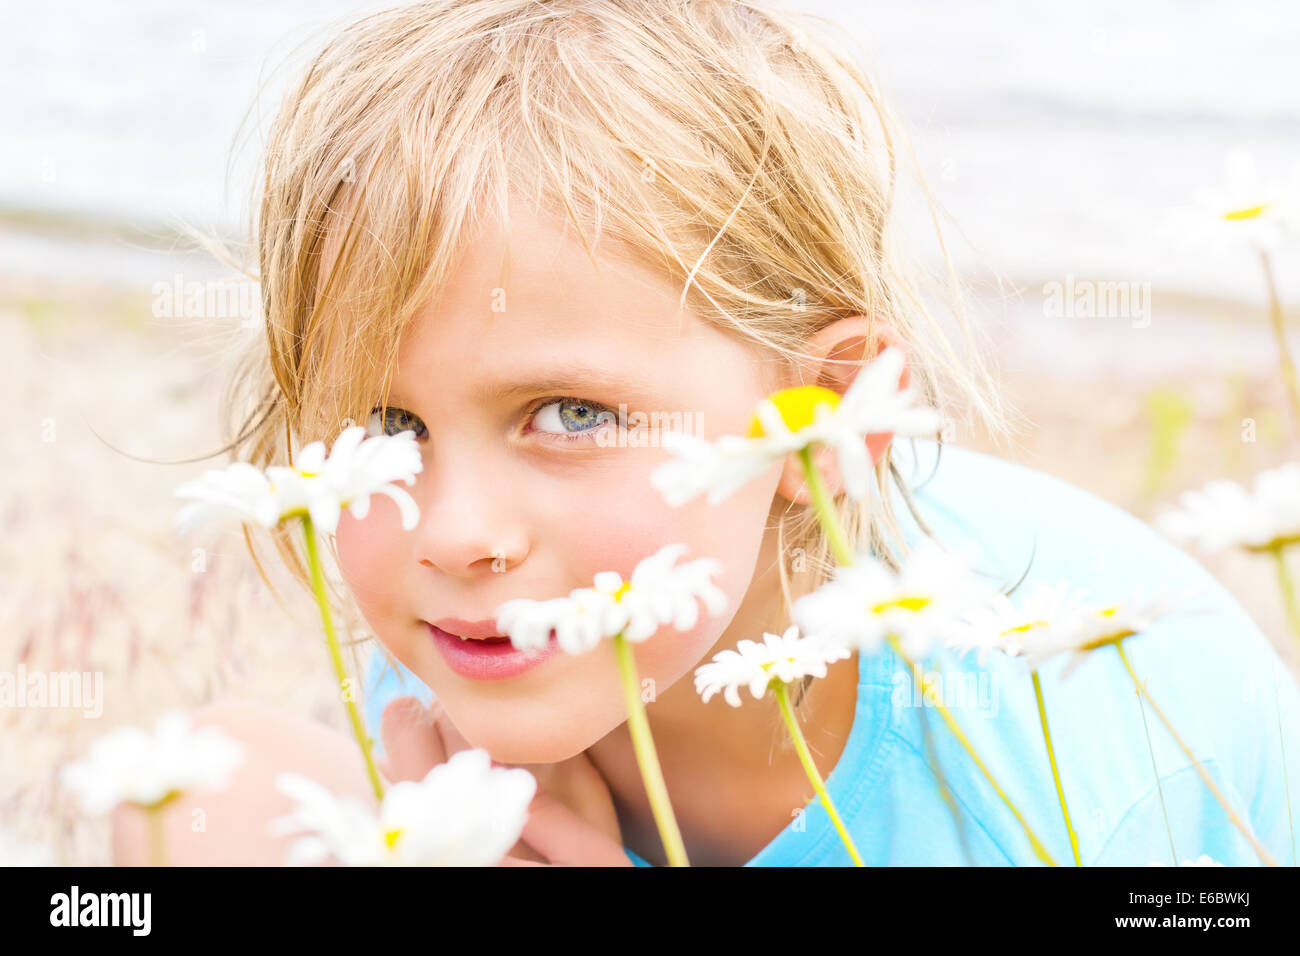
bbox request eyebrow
[385,363,661,407]
[481,365,660,402]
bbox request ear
[773,317,910,505]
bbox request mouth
[425,622,559,680]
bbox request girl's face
[334,201,787,764]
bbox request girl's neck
[584,522,863,866]
[589,649,861,866]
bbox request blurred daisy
[793,540,998,661]
[1018,585,1206,676]
[175,425,422,535]
[651,347,940,506]
[952,581,1099,667]
[269,749,535,867]
[1157,462,1300,555]
[695,625,851,707]
[496,543,727,654]
[1171,149,1300,254]
[60,711,244,814]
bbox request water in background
[1,0,1297,303]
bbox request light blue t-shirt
[362,439,1300,866]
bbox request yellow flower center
[747,386,841,437]
[872,595,931,614]
[1080,628,1137,651]
[611,582,633,602]
[384,828,402,850]
[1003,620,1048,635]
[137,789,181,811]
[1223,203,1271,221]
[1078,607,1136,650]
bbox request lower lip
[427,624,559,680]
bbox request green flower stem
[1131,669,1180,865]
[612,631,689,867]
[794,446,1055,865]
[148,806,167,867]
[1032,672,1081,866]
[1259,248,1300,443]
[1272,545,1300,658]
[890,636,1058,866]
[772,681,864,866]
[1115,642,1278,866]
[301,515,385,804]
[916,694,977,865]
[798,448,853,566]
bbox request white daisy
[650,346,941,507]
[495,586,624,656]
[1157,462,1300,554]
[793,539,999,661]
[1018,585,1207,676]
[492,596,586,653]
[170,463,284,532]
[594,543,728,638]
[268,749,536,867]
[1178,149,1300,254]
[60,711,245,815]
[695,625,852,707]
[805,346,943,500]
[651,430,792,508]
[951,581,1099,667]
[175,425,422,535]
[495,543,728,654]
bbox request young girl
[115,0,1297,866]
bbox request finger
[431,704,475,757]
[545,753,622,845]
[518,790,634,866]
[506,836,549,863]
[498,856,550,867]
[380,696,447,782]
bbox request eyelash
[364,398,617,445]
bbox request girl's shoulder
[885,440,1298,866]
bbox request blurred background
[3,0,1297,864]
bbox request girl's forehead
[394,205,705,348]
[315,195,781,407]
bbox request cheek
[335,510,407,631]
[559,456,778,687]
[543,453,778,577]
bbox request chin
[448,702,610,765]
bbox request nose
[411,448,529,578]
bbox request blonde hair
[218,0,1018,719]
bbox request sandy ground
[3,270,1297,865]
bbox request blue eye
[365,405,428,440]
[531,398,616,438]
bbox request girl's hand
[378,695,632,866]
